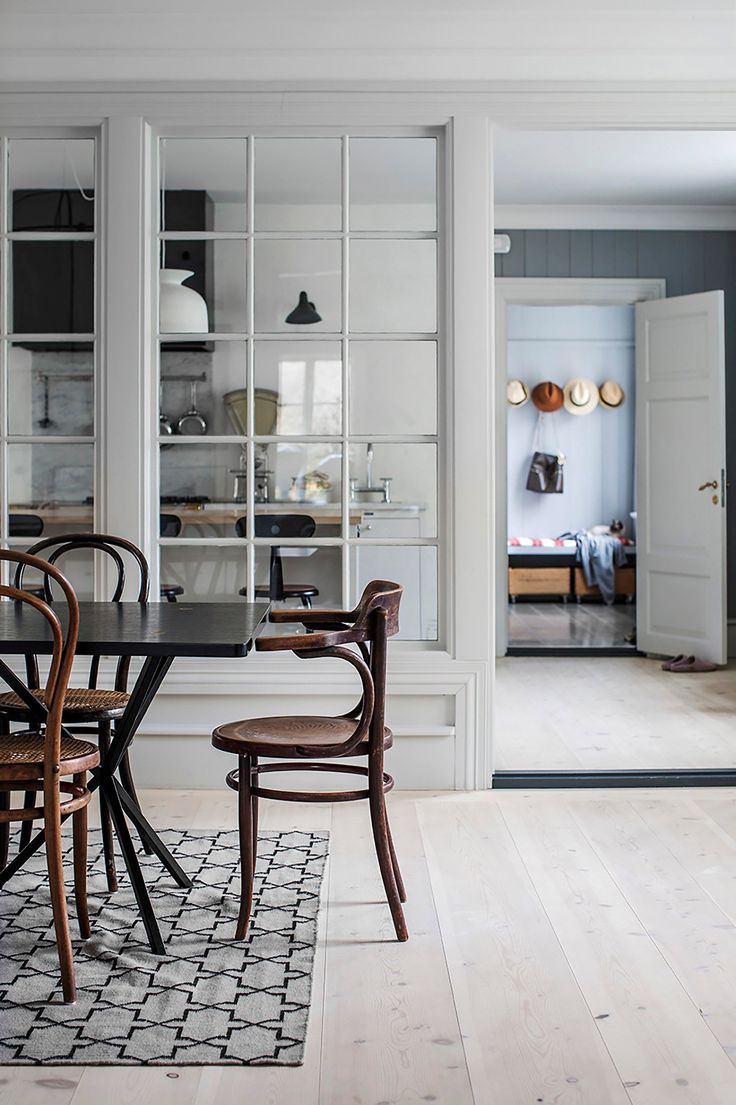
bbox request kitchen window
[156,132,442,640]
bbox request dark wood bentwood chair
[159,513,185,602]
[212,580,407,942]
[0,550,99,1004]
[236,514,320,608]
[0,534,150,892]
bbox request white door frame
[493,277,666,659]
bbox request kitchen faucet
[349,442,392,503]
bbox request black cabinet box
[12,189,213,350]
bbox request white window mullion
[246,134,256,599]
[0,134,8,555]
[341,133,351,609]
[102,116,153,597]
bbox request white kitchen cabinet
[352,508,436,640]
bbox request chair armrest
[255,626,357,653]
[268,607,356,625]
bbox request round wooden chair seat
[0,732,99,776]
[0,686,130,721]
[212,715,393,759]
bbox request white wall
[506,304,635,539]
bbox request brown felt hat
[531,381,565,413]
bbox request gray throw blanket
[575,532,627,605]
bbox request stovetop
[160,495,211,505]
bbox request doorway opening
[494,277,665,659]
[491,127,731,788]
[506,301,637,654]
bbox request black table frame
[0,601,269,954]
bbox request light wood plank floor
[8,788,736,1104]
[496,654,736,771]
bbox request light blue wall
[506,303,635,539]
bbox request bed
[507,537,636,601]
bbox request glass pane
[160,544,247,602]
[160,443,247,531]
[254,239,341,333]
[8,344,94,437]
[349,341,436,435]
[350,240,436,333]
[10,139,95,232]
[349,443,437,537]
[9,442,94,517]
[11,241,94,334]
[9,544,95,600]
[351,545,437,640]
[160,139,246,232]
[263,441,343,525]
[350,138,436,231]
[160,342,247,437]
[254,341,342,436]
[159,240,246,334]
[255,544,342,609]
[255,138,342,231]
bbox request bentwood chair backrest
[0,549,79,763]
[13,533,149,693]
[255,579,403,758]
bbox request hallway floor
[508,600,636,650]
[496,654,736,771]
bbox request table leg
[102,776,165,956]
[114,778,191,889]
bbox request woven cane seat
[212,715,393,759]
[0,686,130,721]
[0,732,99,775]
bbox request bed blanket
[575,532,627,605]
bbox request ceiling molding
[495,204,736,231]
[3,82,736,128]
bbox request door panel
[636,291,726,663]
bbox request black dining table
[0,600,270,954]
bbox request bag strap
[548,415,565,464]
[532,412,544,453]
[532,412,566,464]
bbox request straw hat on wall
[563,378,599,415]
[507,379,529,407]
[599,380,625,409]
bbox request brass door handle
[698,480,718,491]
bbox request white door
[636,291,727,663]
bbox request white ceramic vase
[159,268,208,333]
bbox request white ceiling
[494,129,736,207]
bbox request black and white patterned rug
[0,828,329,1065]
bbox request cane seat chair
[0,534,150,891]
[212,580,407,942]
[0,550,99,1004]
[236,514,320,608]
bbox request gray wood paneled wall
[496,229,736,618]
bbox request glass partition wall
[157,134,441,640]
[0,133,98,598]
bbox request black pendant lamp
[285,290,322,325]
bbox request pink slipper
[662,654,686,671]
[669,655,718,673]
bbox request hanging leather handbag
[526,415,565,494]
